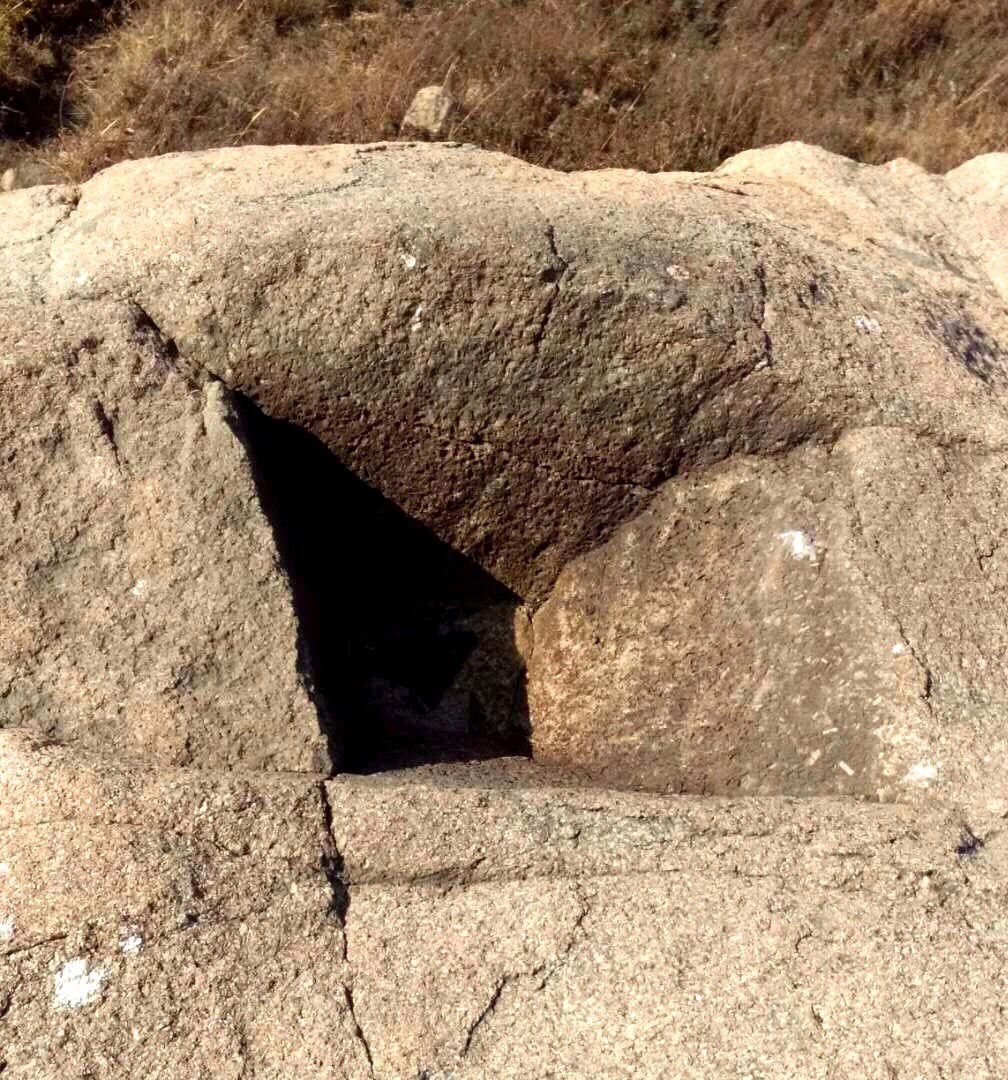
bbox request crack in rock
[753,261,775,368]
[2,188,80,249]
[127,299,194,386]
[460,883,591,1060]
[530,222,570,362]
[317,782,376,1078]
[90,398,121,473]
[1,933,67,959]
[343,984,376,1078]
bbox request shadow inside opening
[230,390,532,774]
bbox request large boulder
[41,142,1008,602]
[4,142,1008,1075]
[529,425,1008,814]
[4,141,1008,807]
[528,443,935,800]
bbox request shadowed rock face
[3,141,1008,1076]
[230,392,531,772]
[4,140,1008,810]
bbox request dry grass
[0,0,116,144]
[2,0,1006,181]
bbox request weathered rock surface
[1,139,1005,1074]
[5,140,1008,807]
[529,444,936,800]
[0,293,329,771]
[2,731,1006,1077]
[0,731,363,1077]
[530,424,1008,815]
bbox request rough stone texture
[530,424,1008,817]
[0,304,329,771]
[328,768,1008,1078]
[10,140,1008,1076]
[529,445,936,801]
[6,731,1005,1077]
[39,142,1008,603]
[0,731,367,1077]
[4,141,1008,799]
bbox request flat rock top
[2,731,1006,1077]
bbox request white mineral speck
[400,252,418,270]
[892,642,906,655]
[778,530,819,564]
[837,760,855,776]
[54,958,106,1009]
[855,315,882,334]
[904,761,940,787]
[130,578,149,599]
[0,915,14,942]
[120,933,143,956]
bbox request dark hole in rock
[230,391,532,773]
[955,827,984,859]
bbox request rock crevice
[3,140,1008,1075]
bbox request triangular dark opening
[230,390,532,773]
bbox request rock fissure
[247,177,365,207]
[459,884,591,1059]
[345,866,686,890]
[0,933,67,959]
[343,984,376,1079]
[89,398,121,471]
[317,781,349,917]
[126,299,189,385]
[318,785,378,1077]
[753,261,775,368]
[529,222,570,362]
[460,974,511,1057]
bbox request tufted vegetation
[1,0,1007,181]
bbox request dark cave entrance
[230,391,531,773]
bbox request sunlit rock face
[3,141,1008,1076]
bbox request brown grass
[2,0,1006,181]
[0,0,116,143]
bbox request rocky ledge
[1,141,1007,1076]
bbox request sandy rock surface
[2,141,1008,1075]
[2,732,1007,1077]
